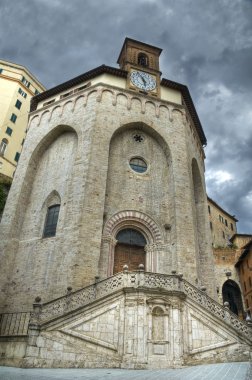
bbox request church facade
[0,39,251,368]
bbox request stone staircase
[1,270,251,340]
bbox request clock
[130,71,156,91]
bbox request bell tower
[117,37,162,97]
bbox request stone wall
[0,83,215,312]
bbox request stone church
[0,38,251,368]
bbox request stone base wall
[1,284,250,369]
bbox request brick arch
[104,210,162,244]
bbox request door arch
[222,280,243,317]
[113,228,146,274]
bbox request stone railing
[183,280,250,336]
[0,312,30,336]
[29,270,251,339]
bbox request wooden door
[113,243,145,274]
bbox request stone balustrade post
[138,264,145,287]
[123,265,129,287]
[28,297,42,346]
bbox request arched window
[0,138,8,156]
[138,53,148,67]
[43,204,60,238]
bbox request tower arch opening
[222,279,244,317]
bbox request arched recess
[222,279,244,317]
[11,125,78,238]
[191,158,206,279]
[100,210,163,277]
[99,121,175,278]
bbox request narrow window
[43,205,60,238]
[6,127,13,136]
[35,89,40,95]
[222,231,225,238]
[0,68,3,74]
[10,113,17,123]
[219,215,222,222]
[225,219,228,226]
[14,152,20,162]
[244,281,247,292]
[15,99,22,110]
[210,221,213,230]
[18,88,27,98]
[21,76,30,88]
[208,205,211,214]
[0,138,8,156]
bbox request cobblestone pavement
[0,362,251,380]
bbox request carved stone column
[99,235,117,278]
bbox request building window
[219,215,222,222]
[14,152,20,162]
[231,223,234,231]
[225,219,228,226]
[222,231,225,238]
[0,68,3,74]
[208,205,211,214]
[244,281,247,292]
[138,53,148,67]
[18,88,27,98]
[0,138,8,156]
[10,113,17,123]
[21,76,30,88]
[6,127,13,136]
[15,99,22,110]
[129,157,147,173]
[210,221,213,230]
[43,205,60,238]
[35,89,40,95]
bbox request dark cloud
[0,0,251,232]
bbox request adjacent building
[0,60,45,180]
[207,196,238,248]
[235,240,252,316]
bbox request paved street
[0,362,251,380]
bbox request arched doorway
[222,280,243,317]
[113,228,146,274]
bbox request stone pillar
[99,235,117,278]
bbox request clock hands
[137,72,146,86]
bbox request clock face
[130,71,156,91]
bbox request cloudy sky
[1,0,251,233]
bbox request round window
[129,157,147,173]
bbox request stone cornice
[30,65,206,146]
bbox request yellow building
[0,60,45,180]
